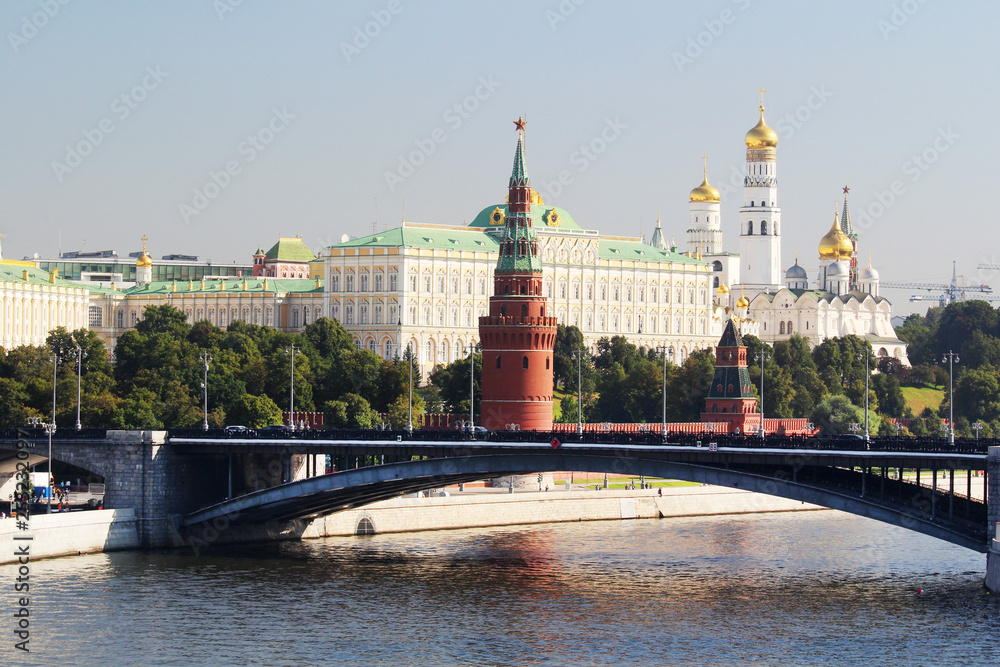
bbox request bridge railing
[161,427,996,454]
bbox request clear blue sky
[2,1,997,314]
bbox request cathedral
[679,94,909,364]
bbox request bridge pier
[988,447,1000,593]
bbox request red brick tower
[478,119,558,431]
[701,318,759,433]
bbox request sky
[2,0,997,316]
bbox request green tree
[936,300,999,360]
[323,393,379,429]
[810,394,867,435]
[228,394,283,428]
[386,392,425,430]
[429,352,482,416]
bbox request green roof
[330,226,500,253]
[510,134,528,187]
[598,238,702,264]
[0,263,91,290]
[124,278,322,295]
[469,203,582,230]
[263,237,316,262]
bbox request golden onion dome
[818,212,854,260]
[136,252,152,268]
[689,174,721,203]
[716,277,730,294]
[745,107,779,149]
[736,294,750,309]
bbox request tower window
[747,222,753,235]
[496,355,502,369]
[522,356,529,369]
[546,357,550,370]
[521,304,528,318]
[761,221,767,235]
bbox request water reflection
[8,512,999,666]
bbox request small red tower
[702,318,759,432]
[478,119,558,431]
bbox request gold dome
[136,235,152,267]
[736,295,750,308]
[690,174,720,203]
[716,276,730,294]
[745,107,778,149]
[818,212,854,260]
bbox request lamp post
[570,349,583,435]
[407,343,414,435]
[467,343,478,438]
[941,350,959,445]
[973,421,983,442]
[758,349,770,440]
[74,344,86,431]
[858,349,870,443]
[199,351,212,431]
[656,345,669,437]
[286,345,300,430]
[48,352,58,513]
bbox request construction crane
[880,261,994,307]
[978,263,1000,271]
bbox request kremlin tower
[478,119,558,431]
[702,317,759,433]
[739,90,782,290]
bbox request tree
[323,393,379,429]
[228,394,283,428]
[135,304,191,337]
[871,373,907,419]
[810,395,866,435]
[386,393,425,430]
[428,353,481,416]
[553,325,585,390]
[935,300,999,360]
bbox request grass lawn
[901,385,944,416]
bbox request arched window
[787,321,793,334]
[761,221,767,235]
[521,304,528,318]
[496,355,502,369]
[546,357,550,370]
[747,221,753,235]
[522,356,529,369]
[779,322,785,334]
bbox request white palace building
[319,98,908,378]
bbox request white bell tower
[739,90,782,290]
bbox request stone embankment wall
[301,485,824,539]
[0,509,139,564]
[987,448,999,593]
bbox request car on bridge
[225,425,248,434]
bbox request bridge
[1,429,997,560]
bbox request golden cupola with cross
[136,235,153,285]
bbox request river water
[6,511,999,666]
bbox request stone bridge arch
[182,453,987,552]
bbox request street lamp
[406,343,414,435]
[942,350,959,445]
[570,349,583,435]
[858,349,870,443]
[973,421,983,442]
[199,351,212,431]
[467,343,478,438]
[758,348,770,440]
[74,344,86,431]
[656,345,669,437]
[48,352,58,513]
[286,345,300,430]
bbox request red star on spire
[843,185,850,194]
[513,116,526,132]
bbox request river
[6,511,999,666]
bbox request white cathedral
[663,96,909,364]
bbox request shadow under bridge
[181,450,989,552]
